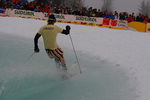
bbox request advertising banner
[0,8,8,17]
[0,8,5,13]
[111,20,118,26]
[102,18,119,27]
[103,18,110,25]
[118,20,129,29]
[146,23,150,33]
[8,9,45,19]
[75,16,103,24]
[8,9,103,25]
[5,9,119,27]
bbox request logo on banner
[14,10,34,16]
[76,16,96,22]
[55,14,65,19]
[147,23,150,32]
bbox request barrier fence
[0,8,8,17]
[147,23,150,33]
[1,8,150,32]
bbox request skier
[34,14,71,71]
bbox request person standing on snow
[34,14,71,71]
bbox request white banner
[6,9,103,25]
[5,9,121,27]
[0,9,8,17]
[118,20,129,29]
[146,23,150,33]
[7,9,45,19]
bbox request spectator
[44,5,50,15]
[0,0,149,23]
[22,0,28,4]
[33,6,39,12]
[136,14,144,22]
[13,3,21,9]
[127,14,134,22]
[114,11,119,19]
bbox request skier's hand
[34,47,40,53]
[66,25,71,30]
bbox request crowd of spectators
[0,0,150,23]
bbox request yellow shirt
[38,25,63,50]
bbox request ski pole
[69,34,82,74]
[24,52,35,64]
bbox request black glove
[66,25,71,30]
[34,47,40,53]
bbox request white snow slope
[0,17,150,100]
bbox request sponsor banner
[102,18,119,27]
[103,18,111,26]
[8,9,104,25]
[54,14,75,22]
[128,21,147,32]
[146,23,150,33]
[111,19,118,26]
[0,8,5,13]
[0,9,8,17]
[48,14,103,25]
[118,20,129,29]
[6,9,119,27]
[8,9,44,19]
[75,16,103,24]
[0,13,8,17]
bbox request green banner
[44,14,65,20]
[14,10,34,16]
[76,16,96,22]
[55,14,65,19]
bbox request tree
[63,0,84,8]
[43,0,84,8]
[36,0,63,6]
[101,0,114,12]
[148,1,150,17]
[138,0,150,16]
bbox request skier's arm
[61,25,71,35]
[34,33,41,52]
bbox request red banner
[103,18,118,26]
[103,18,110,25]
[111,20,118,26]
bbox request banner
[111,20,118,26]
[8,9,45,19]
[118,20,129,29]
[128,21,147,32]
[0,8,5,13]
[102,18,119,27]
[0,9,8,17]
[47,14,103,25]
[103,18,110,25]
[4,9,123,28]
[74,16,103,25]
[146,23,150,33]
[7,9,104,25]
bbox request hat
[48,14,56,22]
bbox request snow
[0,17,150,100]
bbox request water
[0,33,137,100]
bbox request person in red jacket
[44,5,50,15]
[127,15,134,23]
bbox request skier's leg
[52,48,67,71]
[46,49,60,69]
[46,49,67,71]
[54,58,61,70]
